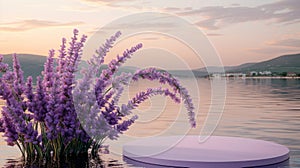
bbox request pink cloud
[0,20,84,32]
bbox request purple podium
[123,136,289,168]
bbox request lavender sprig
[73,31,122,146]
[2,112,18,146]
[124,87,180,114]
[95,43,143,113]
[0,29,197,163]
[0,55,8,72]
[132,68,196,127]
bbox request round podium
[123,136,289,168]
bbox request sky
[0,0,299,69]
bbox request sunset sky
[0,0,299,68]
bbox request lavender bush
[0,29,195,163]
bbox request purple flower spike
[0,118,4,132]
[2,112,18,146]
[0,29,196,161]
[12,53,25,97]
[117,115,138,132]
[0,55,8,72]
[131,68,196,127]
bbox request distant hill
[227,53,300,73]
[226,63,256,72]
[0,54,139,83]
[1,54,47,83]
[190,53,300,77]
[1,53,300,80]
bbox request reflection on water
[0,78,299,167]
[2,155,123,168]
[124,156,291,168]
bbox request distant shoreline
[245,76,300,79]
[208,76,300,79]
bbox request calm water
[0,78,299,167]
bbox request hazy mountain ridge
[226,53,300,73]
[1,53,300,79]
[191,53,300,76]
[0,54,138,82]
[1,54,47,83]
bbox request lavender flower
[1,71,14,85]
[132,68,196,127]
[0,29,196,163]
[116,115,138,132]
[12,54,25,98]
[0,30,92,161]
[88,31,121,67]
[126,87,180,111]
[0,118,4,132]
[2,112,18,146]
[25,77,36,117]
[34,77,48,122]
[0,55,8,72]
[100,43,142,82]
[94,43,143,118]
[1,55,40,147]
[24,122,41,145]
[73,31,126,143]
[57,38,67,74]
[42,49,55,93]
